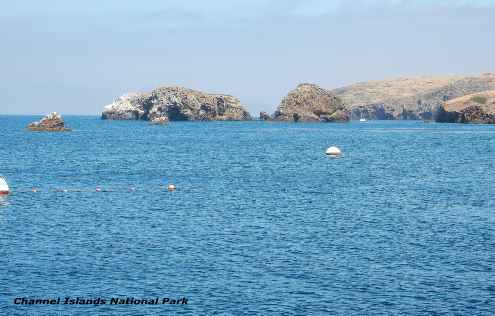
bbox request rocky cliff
[435,90,495,124]
[27,112,71,131]
[272,83,349,122]
[102,87,251,121]
[333,73,495,120]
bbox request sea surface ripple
[1,116,494,315]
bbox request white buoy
[0,176,10,195]
[167,184,176,191]
[326,146,342,156]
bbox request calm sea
[1,116,494,315]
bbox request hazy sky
[1,0,494,115]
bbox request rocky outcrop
[102,87,251,121]
[435,90,495,124]
[333,73,495,120]
[273,83,349,122]
[348,104,395,120]
[150,116,169,125]
[101,93,145,120]
[259,112,271,121]
[27,112,71,131]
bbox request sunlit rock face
[435,89,495,124]
[333,73,495,120]
[27,112,71,131]
[273,83,349,122]
[102,87,251,121]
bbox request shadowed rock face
[273,83,349,122]
[334,73,495,120]
[27,112,71,131]
[435,90,495,124]
[102,87,251,121]
[259,111,271,121]
[349,104,395,120]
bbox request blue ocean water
[1,116,494,315]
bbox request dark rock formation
[333,73,495,120]
[273,83,349,122]
[27,112,71,131]
[435,90,495,124]
[259,111,271,121]
[349,104,395,120]
[102,87,251,121]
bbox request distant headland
[333,73,495,123]
[100,73,495,124]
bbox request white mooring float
[0,176,10,195]
[325,146,342,157]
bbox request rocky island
[103,74,495,124]
[102,86,251,122]
[260,74,495,123]
[269,83,349,122]
[435,90,495,124]
[333,73,495,120]
[27,112,71,131]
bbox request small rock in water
[27,112,71,132]
[259,111,272,121]
[150,116,169,125]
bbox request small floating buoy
[32,188,38,193]
[167,184,176,191]
[95,187,102,192]
[326,146,342,157]
[0,176,10,195]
